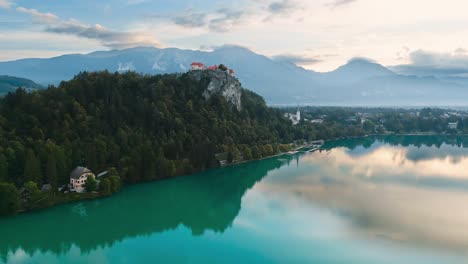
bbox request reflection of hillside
[0,156,290,259]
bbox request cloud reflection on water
[259,143,468,253]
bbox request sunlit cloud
[256,145,468,251]
[0,0,12,9]
[392,49,468,77]
[327,0,357,8]
[16,6,161,49]
[272,54,322,65]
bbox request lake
[1,135,468,263]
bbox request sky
[1,0,468,72]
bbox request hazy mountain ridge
[0,75,43,95]
[1,46,468,106]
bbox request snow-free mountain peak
[1,47,468,106]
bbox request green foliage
[0,75,43,96]
[252,146,262,159]
[0,71,301,191]
[46,153,58,188]
[218,64,228,71]
[241,146,252,160]
[99,178,111,195]
[85,176,97,192]
[109,176,121,193]
[23,181,39,194]
[21,181,55,210]
[23,149,42,185]
[279,144,291,153]
[0,154,8,182]
[0,182,20,216]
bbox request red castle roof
[191,62,205,67]
[207,64,218,70]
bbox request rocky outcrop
[188,70,242,111]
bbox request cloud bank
[272,54,322,65]
[328,0,357,8]
[392,49,468,77]
[0,0,12,9]
[16,7,161,49]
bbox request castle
[190,62,235,76]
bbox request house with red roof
[191,62,206,70]
[207,64,218,70]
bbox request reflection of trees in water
[0,156,291,260]
[323,135,468,150]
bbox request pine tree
[23,149,42,185]
[0,154,8,182]
[46,153,58,187]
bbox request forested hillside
[0,75,43,95]
[0,71,300,192]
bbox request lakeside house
[70,166,95,193]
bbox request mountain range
[0,46,467,106]
[0,75,43,95]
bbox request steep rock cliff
[188,70,242,111]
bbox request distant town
[281,106,468,135]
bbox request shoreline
[8,132,468,217]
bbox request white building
[448,122,458,129]
[310,119,323,124]
[289,108,301,125]
[70,166,95,193]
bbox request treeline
[290,106,468,139]
[0,71,301,215]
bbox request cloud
[173,11,207,28]
[0,0,12,9]
[328,0,357,8]
[348,57,377,63]
[454,48,468,54]
[268,0,296,14]
[391,49,468,77]
[272,54,322,65]
[16,7,160,49]
[17,7,58,23]
[168,8,249,33]
[126,0,150,5]
[208,8,248,32]
[168,1,300,33]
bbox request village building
[310,119,324,124]
[288,108,301,125]
[448,122,458,130]
[70,166,95,193]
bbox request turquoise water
[1,135,468,263]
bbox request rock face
[188,70,242,111]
